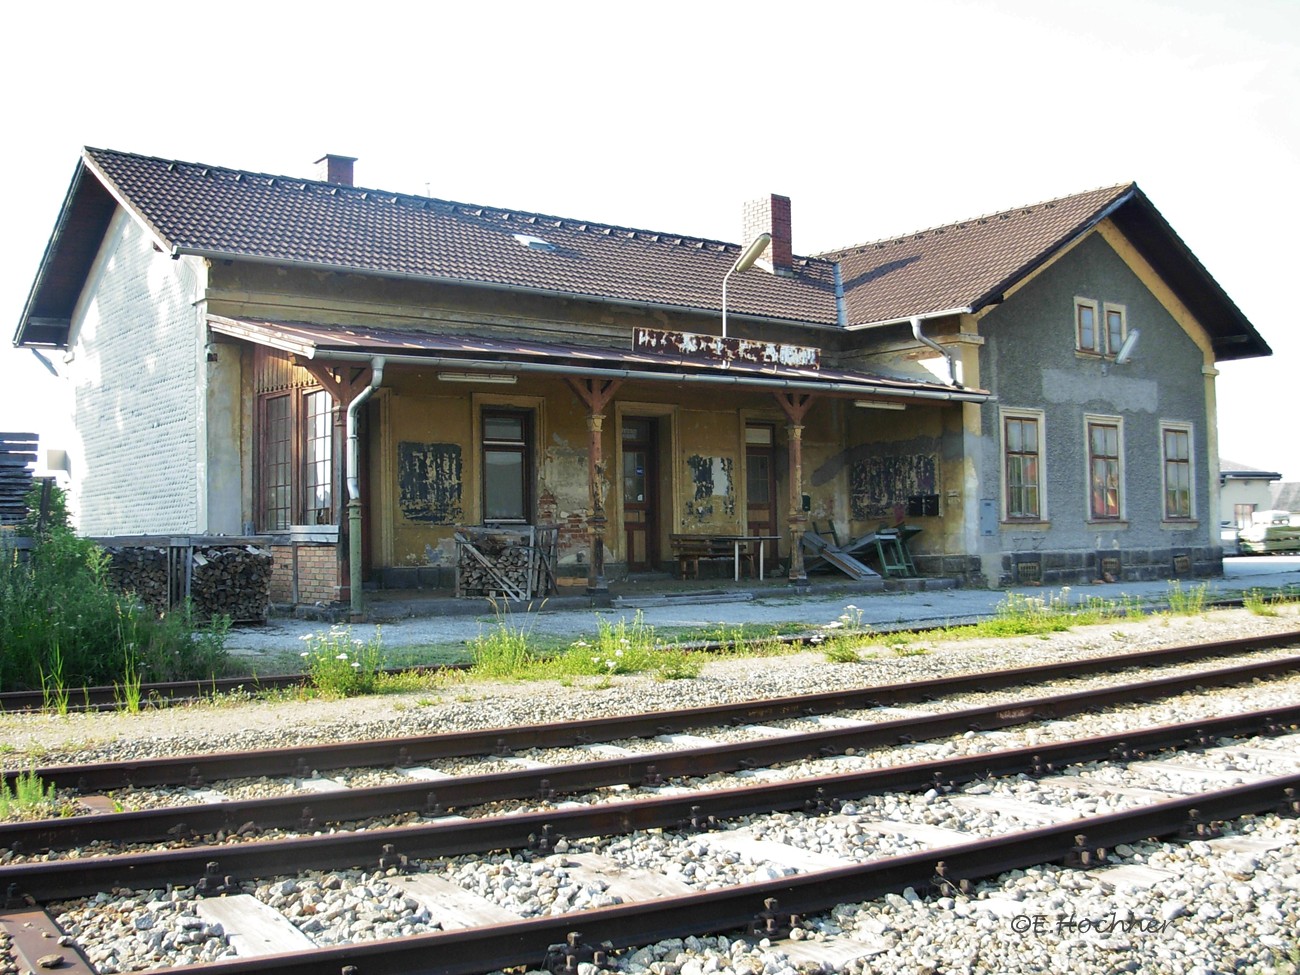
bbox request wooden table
[671,534,780,581]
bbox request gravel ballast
[5,606,1300,975]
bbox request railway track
[3,630,1300,974]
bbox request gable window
[1104,303,1126,356]
[1002,410,1044,521]
[1075,299,1100,354]
[1075,299,1128,357]
[1161,424,1193,520]
[482,409,532,522]
[1087,417,1123,520]
[257,387,335,531]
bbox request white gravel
[7,606,1300,975]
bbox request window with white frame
[1075,299,1100,354]
[1086,416,1124,520]
[1161,424,1194,520]
[1103,303,1127,356]
[1002,409,1045,521]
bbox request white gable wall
[64,210,209,535]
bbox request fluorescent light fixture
[854,400,906,410]
[722,232,773,340]
[733,232,772,274]
[1115,328,1140,365]
[438,372,517,384]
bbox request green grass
[298,626,385,697]
[1,524,232,697]
[0,767,57,819]
[1241,587,1300,617]
[1165,580,1207,616]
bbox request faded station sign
[634,327,820,370]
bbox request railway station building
[14,149,1271,610]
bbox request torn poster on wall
[851,453,937,520]
[685,455,736,521]
[398,442,463,524]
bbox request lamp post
[721,232,771,340]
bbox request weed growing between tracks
[0,766,57,819]
[1243,587,1300,617]
[1166,581,1208,615]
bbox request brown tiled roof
[823,184,1135,326]
[83,148,840,326]
[17,149,1270,362]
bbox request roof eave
[183,245,842,332]
[1109,186,1271,362]
[209,316,991,405]
[14,160,103,348]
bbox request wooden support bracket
[773,391,814,424]
[565,377,623,413]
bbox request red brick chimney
[743,194,793,275]
[315,154,357,187]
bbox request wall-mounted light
[438,372,518,384]
[722,232,771,340]
[853,400,906,410]
[1115,329,1140,365]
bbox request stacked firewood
[456,530,537,599]
[104,546,170,613]
[190,545,272,622]
[103,543,272,622]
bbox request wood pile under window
[455,525,558,600]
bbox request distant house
[13,148,1271,608]
[1219,460,1282,527]
[1273,482,1300,518]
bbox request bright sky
[3,0,1297,481]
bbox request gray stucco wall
[977,233,1215,584]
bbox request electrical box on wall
[980,499,998,536]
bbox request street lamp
[721,232,771,340]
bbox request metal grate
[1099,555,1121,579]
[1015,559,1041,584]
[1172,553,1192,576]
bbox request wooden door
[622,417,658,570]
[746,423,777,538]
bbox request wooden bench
[670,534,757,579]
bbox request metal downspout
[911,316,960,387]
[346,357,385,619]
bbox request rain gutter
[346,357,385,619]
[313,349,989,404]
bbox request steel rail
[2,704,1296,902]
[9,629,1300,794]
[0,664,467,715]
[142,770,1300,975]
[3,653,1298,854]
